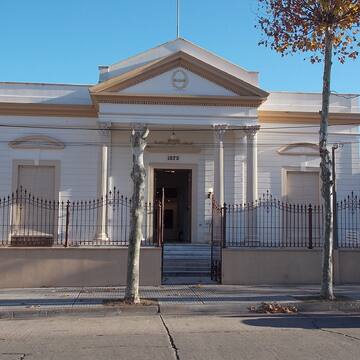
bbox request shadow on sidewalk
[240,314,360,329]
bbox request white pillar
[95,123,111,241]
[245,125,260,243]
[245,126,259,203]
[214,125,227,206]
[234,132,247,204]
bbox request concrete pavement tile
[189,286,294,304]
[0,315,173,360]
[147,285,202,304]
[162,314,360,360]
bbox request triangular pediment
[116,67,238,97]
[90,52,268,107]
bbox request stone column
[95,123,111,241]
[231,133,246,206]
[214,125,227,206]
[245,125,260,243]
[245,126,260,203]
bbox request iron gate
[211,198,225,282]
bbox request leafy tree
[257,0,359,300]
[125,126,149,304]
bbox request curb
[0,305,160,319]
[1,300,360,319]
[160,301,360,315]
[296,300,360,313]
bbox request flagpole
[177,0,180,38]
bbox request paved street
[0,313,359,360]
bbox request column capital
[244,125,260,139]
[98,121,112,137]
[213,124,228,142]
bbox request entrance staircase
[162,244,212,280]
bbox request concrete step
[164,245,211,249]
[163,258,211,262]
[163,260,211,264]
[164,264,210,271]
[163,253,211,257]
[164,258,211,260]
[162,244,212,278]
[163,253,211,256]
[163,271,211,277]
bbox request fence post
[210,196,214,280]
[308,204,313,249]
[64,200,70,248]
[333,196,338,249]
[222,203,227,248]
[156,201,162,247]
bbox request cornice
[258,110,360,124]
[91,93,265,108]
[0,103,97,118]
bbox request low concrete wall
[222,248,323,285]
[2,247,358,288]
[222,248,360,285]
[0,247,161,288]
[337,249,360,284]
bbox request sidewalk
[1,284,360,319]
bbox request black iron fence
[225,192,323,248]
[0,188,160,247]
[212,191,360,249]
[338,192,360,248]
[210,198,224,282]
[1,189,360,249]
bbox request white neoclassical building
[0,38,359,246]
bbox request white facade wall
[0,115,358,243]
[257,124,360,201]
[0,116,100,201]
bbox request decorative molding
[90,51,269,100]
[258,110,360,124]
[213,124,228,142]
[172,69,189,90]
[147,133,200,153]
[0,102,97,118]
[9,135,65,150]
[277,142,319,156]
[244,125,260,138]
[98,121,112,137]
[147,144,201,154]
[91,93,264,108]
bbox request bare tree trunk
[320,30,335,300]
[125,125,149,304]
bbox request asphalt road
[0,313,359,359]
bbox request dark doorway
[154,169,192,243]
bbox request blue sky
[1,0,359,94]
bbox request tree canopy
[257,0,360,63]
